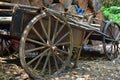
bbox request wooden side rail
[0,17,12,23]
[0,9,12,12]
[0,1,40,10]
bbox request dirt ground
[0,52,120,80]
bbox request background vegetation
[103,0,120,7]
[102,0,120,24]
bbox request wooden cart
[0,0,120,79]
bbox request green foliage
[101,6,120,24]
[103,0,120,7]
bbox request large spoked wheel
[19,12,73,79]
[103,21,120,60]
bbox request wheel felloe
[103,21,120,60]
[19,12,72,79]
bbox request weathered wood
[59,0,73,9]
[88,0,102,12]
[0,0,11,2]
[43,0,53,6]
[49,3,65,12]
[77,0,88,10]
[0,1,40,10]
[11,0,30,5]
[29,0,44,7]
[0,9,12,12]
[0,17,12,23]
[0,0,30,5]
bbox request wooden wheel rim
[103,21,120,60]
[19,12,73,79]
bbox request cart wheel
[103,21,120,60]
[19,12,73,79]
[0,37,11,56]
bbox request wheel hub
[47,41,57,52]
[51,46,57,52]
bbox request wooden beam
[0,1,40,10]
[0,17,12,23]
[0,9,12,12]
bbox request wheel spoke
[25,46,46,53]
[32,27,46,43]
[55,32,69,45]
[57,48,68,55]
[0,39,3,52]
[117,44,120,51]
[54,52,64,64]
[118,47,120,51]
[1,39,11,53]
[27,38,47,46]
[41,51,51,74]
[4,40,10,53]
[108,26,114,39]
[56,42,70,46]
[48,57,51,76]
[27,48,50,65]
[115,32,120,41]
[52,20,58,43]
[111,44,115,53]
[114,25,119,37]
[48,16,51,41]
[39,19,49,40]
[118,45,120,55]
[54,24,65,39]
[33,53,44,70]
[109,43,115,53]
[114,45,118,57]
[52,52,59,71]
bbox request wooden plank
[0,9,12,12]
[0,1,39,10]
[0,17,12,23]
